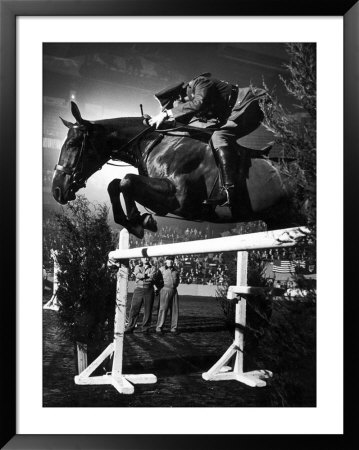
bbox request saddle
[153,121,273,158]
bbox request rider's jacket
[170,76,235,123]
[169,75,267,125]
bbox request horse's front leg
[107,178,145,239]
[120,174,179,235]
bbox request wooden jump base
[202,252,271,387]
[75,229,156,394]
[75,226,309,394]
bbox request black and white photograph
[2,6,350,446]
[42,42,317,408]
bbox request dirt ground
[43,291,316,407]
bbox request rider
[149,73,268,208]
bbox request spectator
[125,257,157,334]
[155,256,180,334]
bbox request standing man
[125,257,157,334]
[156,256,180,334]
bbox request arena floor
[43,292,316,408]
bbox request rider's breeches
[211,128,238,148]
[211,100,263,148]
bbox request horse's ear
[71,101,93,128]
[71,101,86,125]
[60,117,74,128]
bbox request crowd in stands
[43,170,54,188]
[129,225,210,248]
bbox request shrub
[54,196,117,345]
[260,43,316,261]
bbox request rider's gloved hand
[148,110,169,129]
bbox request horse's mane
[94,116,145,131]
[94,116,214,147]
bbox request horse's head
[52,102,110,205]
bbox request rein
[111,126,153,161]
[109,120,217,167]
[157,123,219,134]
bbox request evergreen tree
[54,196,117,345]
[260,43,316,279]
[260,43,316,229]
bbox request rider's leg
[203,130,238,207]
[203,100,266,207]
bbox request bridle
[54,128,104,195]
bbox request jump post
[75,226,310,394]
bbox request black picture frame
[1,1,357,448]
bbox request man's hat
[194,72,212,79]
[155,82,186,109]
[165,256,174,261]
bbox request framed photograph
[1,0,356,448]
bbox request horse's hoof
[141,213,157,232]
[128,223,144,239]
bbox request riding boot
[203,146,237,207]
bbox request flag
[272,260,295,273]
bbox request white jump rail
[108,227,310,261]
[75,226,309,394]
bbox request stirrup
[202,187,226,206]
[219,185,235,207]
[203,185,234,208]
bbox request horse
[52,102,306,238]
